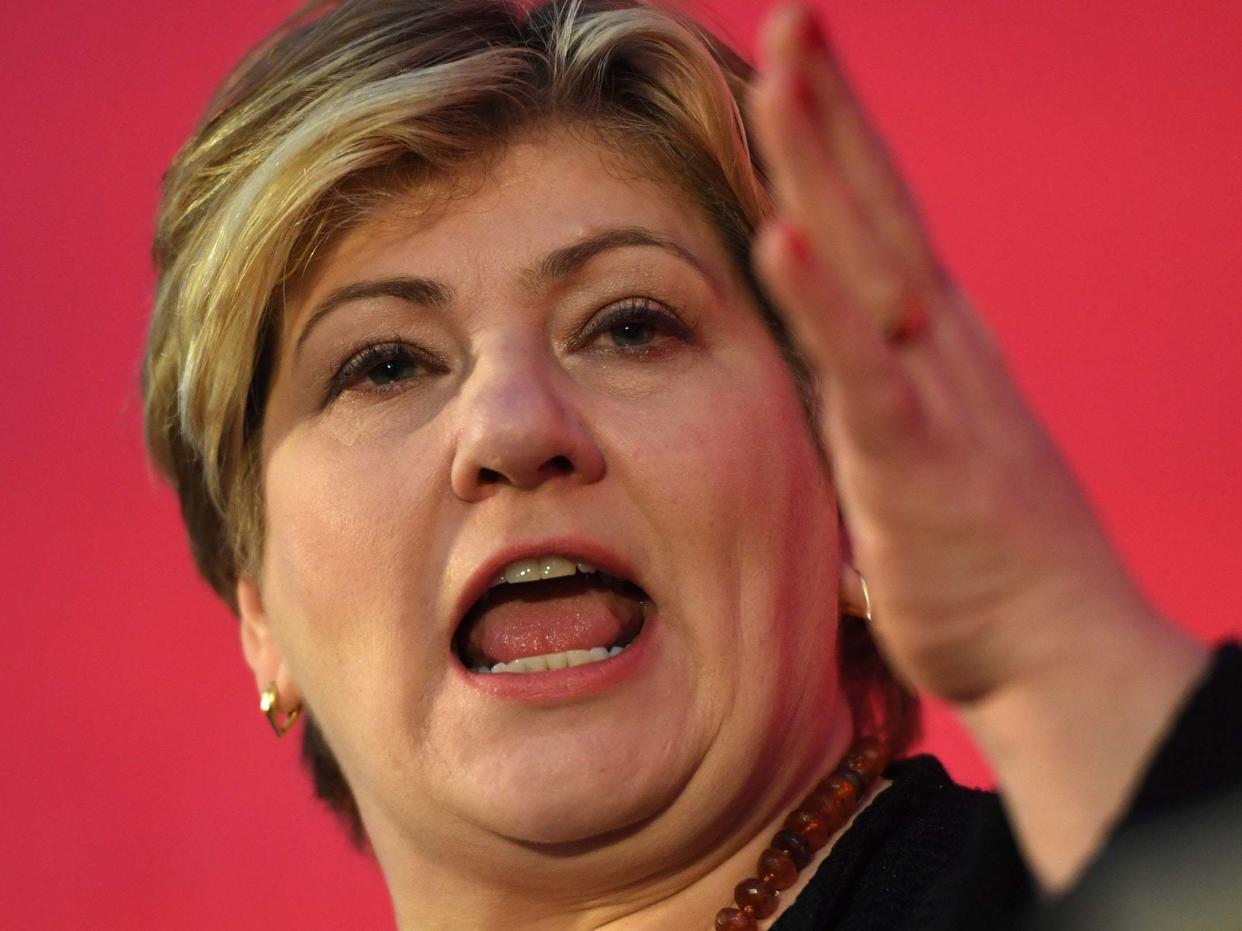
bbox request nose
[449,345,606,501]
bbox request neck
[375,702,866,931]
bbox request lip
[448,535,655,703]
[454,612,659,703]
[449,535,650,643]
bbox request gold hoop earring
[858,573,873,623]
[260,682,301,737]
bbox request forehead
[287,128,737,317]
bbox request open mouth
[453,557,649,674]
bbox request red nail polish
[782,224,813,266]
[801,10,828,50]
[791,72,816,113]
[890,290,930,342]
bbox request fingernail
[890,289,930,342]
[789,71,816,113]
[781,223,813,267]
[800,9,828,50]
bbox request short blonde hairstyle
[143,0,917,839]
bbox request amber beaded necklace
[713,736,888,930]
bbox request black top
[771,642,1242,930]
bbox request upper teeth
[492,555,598,587]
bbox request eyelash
[325,297,692,402]
[573,297,693,354]
[326,341,443,401]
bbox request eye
[609,319,657,348]
[582,298,692,354]
[327,341,443,400]
[365,355,419,386]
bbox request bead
[757,846,798,891]
[734,878,779,919]
[712,737,881,925]
[818,774,858,809]
[771,829,813,869]
[845,737,888,781]
[802,787,846,825]
[838,768,865,797]
[714,907,758,930]
[783,808,833,849]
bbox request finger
[748,60,954,397]
[755,6,1001,416]
[751,5,983,433]
[756,5,945,301]
[762,6,941,284]
[750,61,969,435]
[752,219,925,450]
[750,63,902,319]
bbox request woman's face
[245,128,846,867]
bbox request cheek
[620,358,830,550]
[607,353,839,658]
[259,425,440,669]
[613,357,843,736]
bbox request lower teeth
[473,644,626,674]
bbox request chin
[446,713,702,847]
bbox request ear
[838,560,871,621]
[237,575,302,710]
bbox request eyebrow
[293,226,718,358]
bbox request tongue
[463,581,642,666]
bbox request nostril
[472,456,575,489]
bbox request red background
[2,1,1239,927]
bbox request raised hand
[747,3,1207,890]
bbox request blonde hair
[143,0,917,839]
